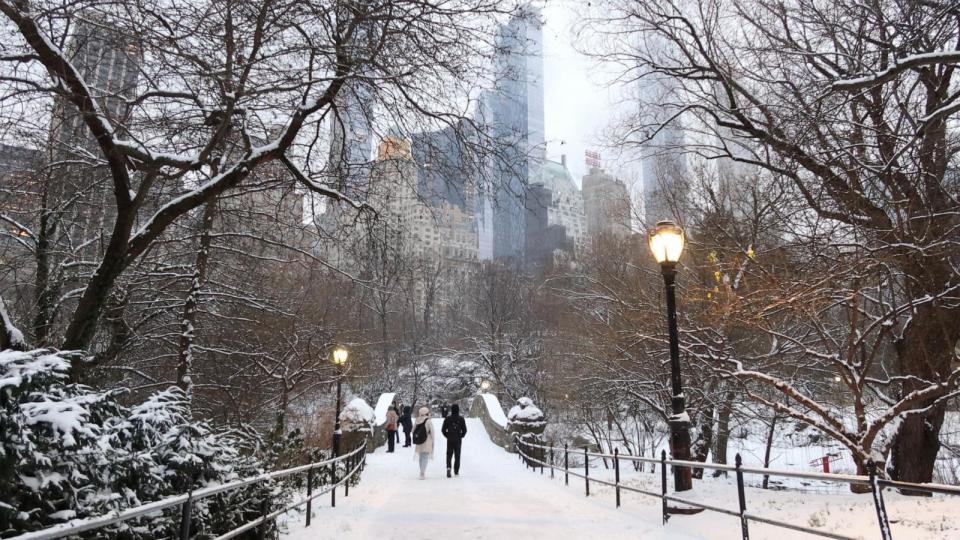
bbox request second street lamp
[332,346,349,458]
[648,220,694,492]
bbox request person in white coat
[412,406,434,479]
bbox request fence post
[305,466,313,527]
[541,444,545,474]
[550,444,555,479]
[345,452,350,498]
[868,460,893,540]
[331,459,337,508]
[257,497,269,540]
[615,448,621,508]
[584,447,590,497]
[661,450,668,525]
[735,454,750,540]
[178,492,192,540]
[564,443,569,486]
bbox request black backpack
[412,421,428,445]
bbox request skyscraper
[328,9,375,197]
[638,67,687,227]
[583,165,632,239]
[47,15,140,257]
[328,82,374,195]
[50,16,139,154]
[412,122,473,212]
[483,5,545,261]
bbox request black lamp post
[332,347,348,457]
[648,220,693,492]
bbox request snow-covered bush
[507,397,546,466]
[508,397,546,426]
[339,398,375,433]
[0,349,278,538]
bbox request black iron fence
[514,436,960,540]
[9,444,367,540]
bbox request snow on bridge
[280,418,699,540]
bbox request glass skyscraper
[482,5,545,261]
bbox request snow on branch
[833,51,960,91]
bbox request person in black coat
[399,405,413,447]
[440,403,467,477]
[393,401,402,444]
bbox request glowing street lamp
[648,220,693,492]
[332,347,349,457]
[480,380,491,392]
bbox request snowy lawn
[276,417,958,539]
[278,418,705,540]
[553,459,960,539]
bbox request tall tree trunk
[762,411,779,489]
[176,201,217,404]
[271,383,290,443]
[691,403,715,479]
[32,203,58,346]
[712,390,735,477]
[890,272,958,489]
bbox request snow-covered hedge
[507,397,545,427]
[0,349,277,538]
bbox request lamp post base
[669,415,693,492]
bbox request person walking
[393,401,402,445]
[440,403,468,478]
[385,405,398,453]
[400,405,413,447]
[412,406,434,479]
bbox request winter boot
[447,468,451,478]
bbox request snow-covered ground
[276,417,958,540]
[576,464,959,539]
[278,418,705,540]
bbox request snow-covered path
[282,418,702,540]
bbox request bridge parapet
[470,394,546,454]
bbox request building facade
[582,166,632,239]
[482,5,545,261]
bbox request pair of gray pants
[418,452,430,475]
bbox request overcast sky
[540,2,642,204]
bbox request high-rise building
[522,156,587,268]
[482,5,545,261]
[583,165,632,239]
[638,66,687,227]
[328,81,374,196]
[50,16,139,155]
[328,12,375,197]
[538,157,586,250]
[412,123,473,212]
[0,143,41,241]
[47,15,140,256]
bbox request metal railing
[10,444,367,540]
[514,436,960,540]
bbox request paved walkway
[282,419,700,540]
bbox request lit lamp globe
[333,347,349,366]
[480,380,491,392]
[648,220,685,266]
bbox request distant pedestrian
[441,403,468,477]
[440,404,449,418]
[385,405,398,453]
[400,405,413,447]
[412,406,434,479]
[393,402,402,444]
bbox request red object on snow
[809,455,831,473]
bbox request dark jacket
[441,404,467,441]
[399,406,413,432]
